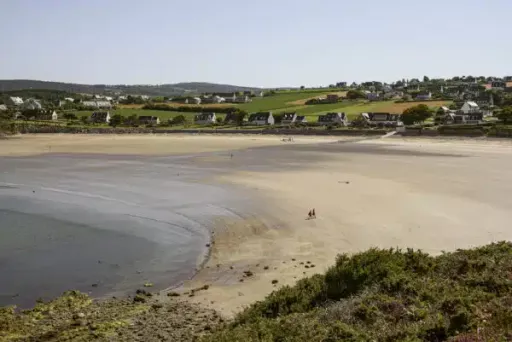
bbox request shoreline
[3,134,512,321]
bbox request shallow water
[0,153,245,307]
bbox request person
[307,210,312,219]
[312,208,316,218]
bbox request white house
[317,112,348,126]
[194,112,217,125]
[51,110,58,121]
[82,100,112,109]
[281,112,297,124]
[248,112,274,125]
[22,98,43,110]
[138,115,160,125]
[90,111,111,123]
[0,104,7,111]
[8,97,24,106]
[460,101,480,114]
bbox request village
[1,75,511,130]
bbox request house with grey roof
[194,112,217,125]
[248,112,274,125]
[82,100,112,109]
[22,98,43,111]
[460,101,480,114]
[138,116,160,125]
[360,112,403,127]
[317,112,348,126]
[281,112,297,124]
[295,115,307,123]
[90,111,111,123]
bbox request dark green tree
[109,114,123,127]
[402,104,432,125]
[496,107,512,124]
[346,90,366,100]
[170,115,186,125]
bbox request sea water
[0,153,241,307]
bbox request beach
[2,134,512,317]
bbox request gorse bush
[204,242,512,341]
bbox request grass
[203,242,512,341]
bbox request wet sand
[2,135,512,317]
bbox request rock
[243,270,253,277]
[167,292,180,297]
[205,243,210,247]
[271,279,278,285]
[292,258,296,261]
[91,283,98,287]
[143,282,153,288]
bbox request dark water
[0,153,246,307]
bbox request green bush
[205,242,512,341]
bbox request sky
[0,0,510,88]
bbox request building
[415,92,432,100]
[90,111,111,123]
[22,98,43,110]
[138,116,160,125]
[317,112,348,126]
[0,104,7,111]
[7,97,24,106]
[185,97,201,105]
[248,112,274,125]
[194,112,217,125]
[51,110,58,121]
[295,116,307,123]
[366,92,380,101]
[460,101,480,114]
[281,112,297,124]
[442,111,483,125]
[361,113,403,127]
[82,100,112,109]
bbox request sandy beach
[2,134,512,318]
[176,136,512,317]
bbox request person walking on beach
[312,208,316,218]
[307,210,312,219]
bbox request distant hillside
[0,80,264,96]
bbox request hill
[0,80,263,96]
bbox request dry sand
[4,134,512,318]
[0,134,337,156]
[178,136,512,317]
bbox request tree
[497,107,512,124]
[109,114,123,127]
[170,115,186,126]
[300,85,305,90]
[423,76,430,82]
[80,115,89,125]
[346,90,366,100]
[63,113,78,121]
[402,104,432,125]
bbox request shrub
[206,242,512,341]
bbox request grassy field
[72,93,452,125]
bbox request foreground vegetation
[1,242,511,341]
[204,242,512,341]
